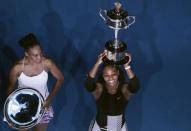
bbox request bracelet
[125,65,131,70]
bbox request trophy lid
[107,2,128,20]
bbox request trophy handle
[99,9,107,22]
[126,16,136,29]
[124,53,132,64]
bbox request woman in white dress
[6,33,64,131]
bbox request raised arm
[122,53,140,100]
[84,52,106,99]
[84,52,106,91]
[7,64,20,95]
[89,52,106,78]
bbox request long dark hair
[97,63,125,84]
[19,33,41,51]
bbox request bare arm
[7,64,20,95]
[121,70,140,100]
[88,51,106,78]
[84,51,106,99]
[123,53,135,79]
[122,53,140,99]
[125,66,135,79]
[44,59,64,107]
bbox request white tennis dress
[18,58,49,98]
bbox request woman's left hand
[43,99,51,110]
[124,53,132,68]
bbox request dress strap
[42,58,45,70]
[22,57,25,71]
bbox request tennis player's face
[27,45,43,63]
[102,66,119,87]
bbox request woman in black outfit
[84,51,140,131]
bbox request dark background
[0,0,191,131]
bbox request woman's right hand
[89,50,107,78]
[96,50,107,65]
[5,119,14,129]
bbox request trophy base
[103,56,129,65]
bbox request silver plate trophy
[99,1,135,65]
[4,87,45,130]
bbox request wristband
[125,65,131,70]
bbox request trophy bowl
[106,8,129,30]
[99,2,135,30]
[103,40,130,65]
